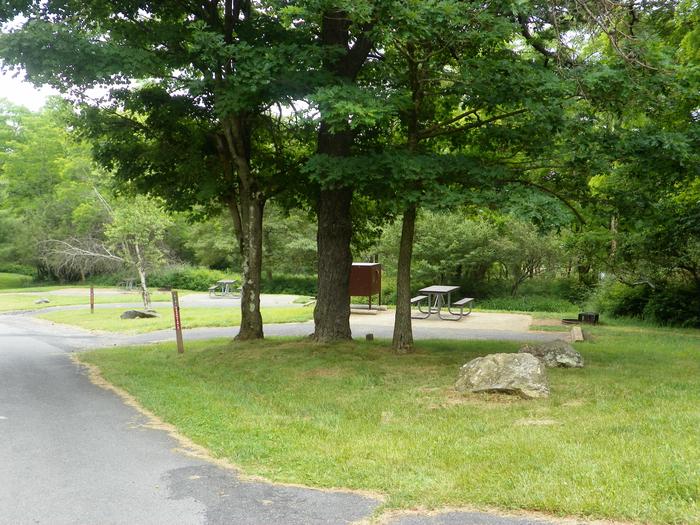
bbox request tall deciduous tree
[0,1,309,339]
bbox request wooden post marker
[171,291,185,354]
[90,286,95,314]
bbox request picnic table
[411,285,473,321]
[209,279,240,297]
[117,278,136,291]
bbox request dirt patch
[532,318,566,327]
[425,388,524,409]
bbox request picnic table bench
[411,286,474,321]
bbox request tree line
[1,1,698,347]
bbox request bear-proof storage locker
[349,263,382,309]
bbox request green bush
[477,295,578,312]
[0,272,34,289]
[261,274,316,295]
[149,266,233,291]
[0,263,35,277]
[588,279,700,327]
[643,285,700,328]
[589,280,650,318]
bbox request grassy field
[79,325,700,524]
[37,306,313,333]
[0,289,179,313]
[0,272,33,289]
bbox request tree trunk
[311,10,373,342]
[132,243,151,310]
[236,196,265,340]
[313,186,353,341]
[219,111,266,341]
[392,203,417,353]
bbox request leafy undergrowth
[0,272,33,289]
[38,306,313,333]
[80,327,700,524]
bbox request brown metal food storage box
[349,263,382,308]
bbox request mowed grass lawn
[80,325,700,524]
[0,289,181,313]
[37,306,314,333]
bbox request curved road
[0,314,574,525]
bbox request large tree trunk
[220,114,266,341]
[314,186,353,341]
[392,203,417,353]
[237,196,265,340]
[311,10,373,342]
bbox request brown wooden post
[90,286,94,314]
[171,291,184,354]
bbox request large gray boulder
[120,310,159,319]
[519,340,584,368]
[455,353,549,399]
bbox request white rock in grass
[519,340,584,368]
[455,353,549,399]
[34,298,50,304]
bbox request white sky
[0,69,59,111]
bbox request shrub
[149,266,232,291]
[588,279,700,327]
[0,262,35,277]
[261,274,316,295]
[588,280,651,318]
[477,295,578,312]
[643,285,700,328]
[0,272,34,289]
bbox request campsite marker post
[171,291,185,354]
[90,286,94,314]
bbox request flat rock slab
[455,353,549,399]
[519,340,584,368]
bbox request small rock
[455,353,549,399]
[365,333,374,341]
[120,310,159,319]
[519,340,584,368]
[34,298,50,304]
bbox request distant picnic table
[411,285,473,321]
[209,279,240,297]
[117,278,136,291]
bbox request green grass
[80,325,700,524]
[0,289,179,313]
[0,272,33,289]
[37,306,313,333]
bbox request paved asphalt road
[0,315,577,525]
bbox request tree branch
[418,109,527,140]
